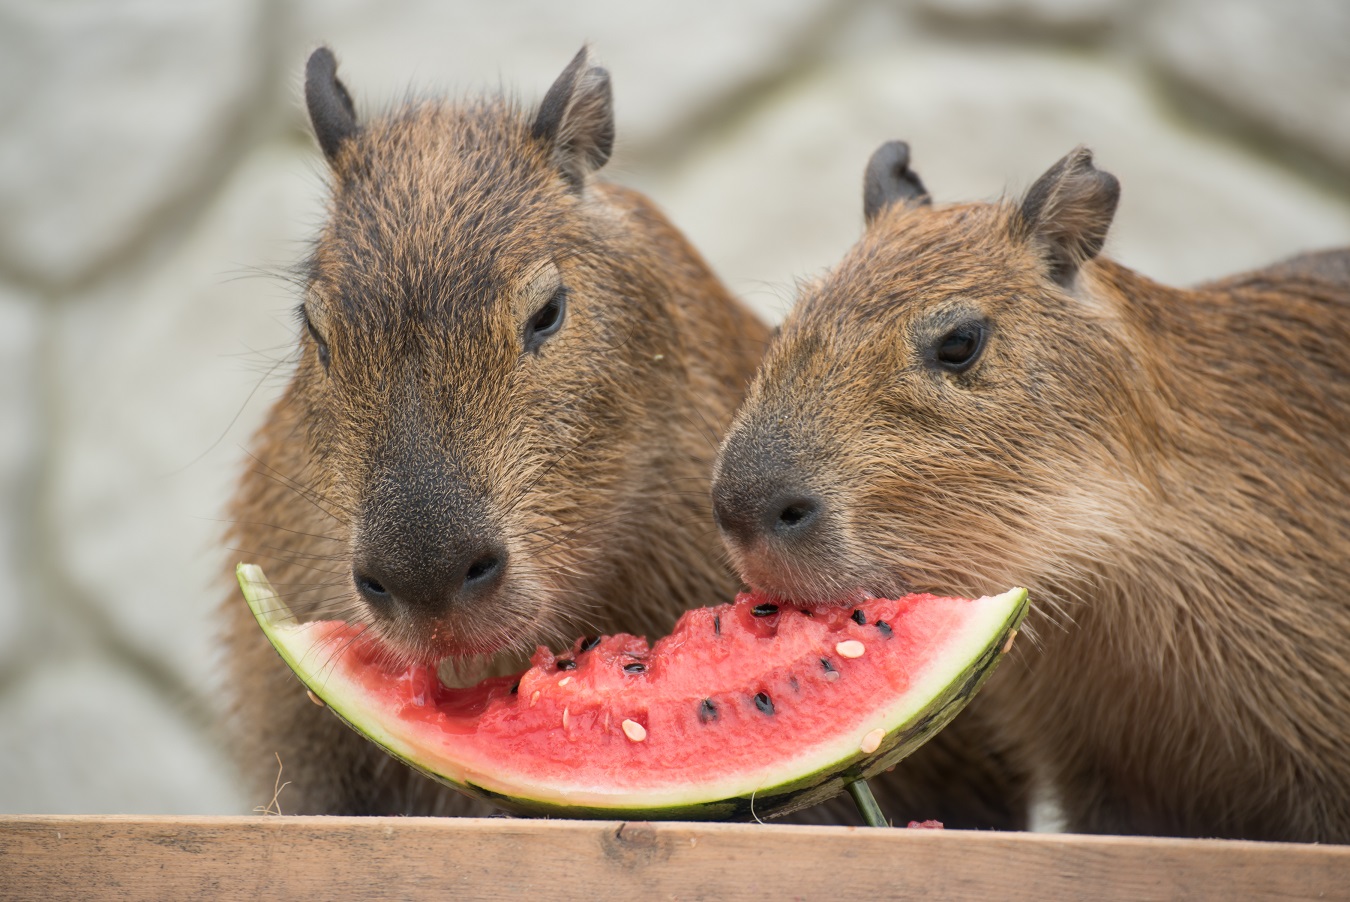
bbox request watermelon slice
[237,563,1026,821]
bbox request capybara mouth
[363,611,541,672]
[732,544,893,607]
[436,648,535,689]
[736,557,883,607]
[756,583,884,609]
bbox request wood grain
[3,816,1347,901]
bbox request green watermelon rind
[237,562,1027,821]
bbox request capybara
[221,46,771,815]
[713,141,1350,841]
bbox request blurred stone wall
[1,0,1346,816]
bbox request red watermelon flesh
[238,563,1026,820]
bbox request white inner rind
[238,563,1026,811]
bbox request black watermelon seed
[875,620,893,637]
[752,603,779,617]
[580,636,601,652]
[556,659,577,671]
[851,609,867,625]
[714,614,721,636]
[699,699,718,723]
[799,608,813,616]
[510,682,520,695]
[623,662,647,674]
[820,658,836,673]
[754,692,775,715]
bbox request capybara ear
[1019,147,1120,287]
[305,47,359,164]
[532,46,615,189]
[863,141,930,224]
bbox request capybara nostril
[352,569,392,607]
[460,549,506,593]
[768,494,822,540]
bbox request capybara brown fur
[712,142,1350,841]
[220,46,773,816]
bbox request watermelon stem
[845,778,889,828]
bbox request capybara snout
[350,447,510,629]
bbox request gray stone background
[1,0,1347,817]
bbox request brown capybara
[712,141,1350,841]
[219,46,776,816]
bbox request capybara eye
[933,321,985,373]
[524,286,568,352]
[304,312,331,372]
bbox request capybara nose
[353,540,509,619]
[713,482,826,549]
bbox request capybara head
[712,143,1154,608]
[275,47,703,666]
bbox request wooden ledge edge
[3,815,1347,901]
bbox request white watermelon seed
[622,719,647,742]
[836,640,865,658]
[860,728,885,754]
[530,690,541,707]
[1002,629,1019,654]
[562,707,570,729]
[559,676,573,687]
[306,689,325,708]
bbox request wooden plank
[2,816,1347,901]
